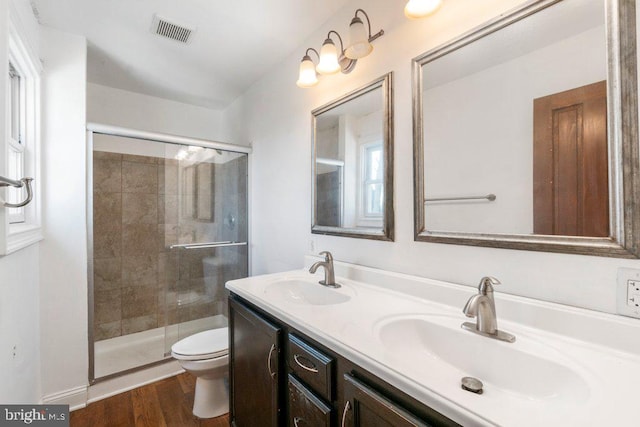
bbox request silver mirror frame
[412,0,640,258]
[312,72,394,241]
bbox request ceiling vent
[151,14,194,44]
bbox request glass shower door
[90,131,248,380]
[162,148,248,355]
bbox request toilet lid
[171,328,228,360]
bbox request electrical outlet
[617,268,640,318]
[627,281,640,307]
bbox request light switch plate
[617,268,640,318]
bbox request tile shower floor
[94,315,227,378]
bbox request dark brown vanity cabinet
[229,296,460,427]
[229,298,283,427]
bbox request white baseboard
[87,360,184,405]
[42,385,88,412]
[41,361,185,412]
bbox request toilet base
[193,376,229,419]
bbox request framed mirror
[412,0,640,257]
[312,73,394,240]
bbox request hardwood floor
[70,373,229,427]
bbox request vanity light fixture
[404,0,443,19]
[296,9,383,88]
[345,9,383,59]
[317,31,346,75]
[296,48,320,88]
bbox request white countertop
[226,261,640,427]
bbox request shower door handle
[169,241,247,250]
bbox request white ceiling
[31,0,350,109]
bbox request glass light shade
[345,17,373,59]
[316,39,341,75]
[404,0,443,19]
[296,56,318,88]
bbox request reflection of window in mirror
[315,93,384,229]
[358,142,383,228]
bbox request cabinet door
[342,375,430,427]
[230,298,283,427]
[288,374,332,427]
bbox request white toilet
[171,327,229,419]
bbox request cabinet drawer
[288,334,334,401]
[288,374,332,427]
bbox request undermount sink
[375,314,590,403]
[264,279,351,306]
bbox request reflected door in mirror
[533,81,608,237]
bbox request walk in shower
[87,126,249,381]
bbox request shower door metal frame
[86,122,252,385]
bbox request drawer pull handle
[293,416,304,427]
[293,354,319,373]
[267,344,276,379]
[341,401,351,427]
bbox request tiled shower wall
[92,151,248,341]
[316,170,341,227]
[93,151,171,340]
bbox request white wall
[39,26,88,403]
[0,0,42,404]
[87,83,227,142]
[223,0,640,316]
[0,245,41,403]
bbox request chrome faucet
[309,251,340,288]
[461,276,515,343]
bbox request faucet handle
[319,251,333,262]
[478,276,500,294]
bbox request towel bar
[0,176,34,208]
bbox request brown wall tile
[158,195,178,224]
[158,253,179,289]
[94,192,122,231]
[94,151,122,161]
[122,255,158,287]
[122,154,158,164]
[122,286,158,318]
[158,162,179,195]
[123,224,159,256]
[93,192,122,258]
[94,226,122,259]
[94,258,121,291]
[158,224,178,252]
[122,161,157,194]
[94,321,122,341]
[95,289,122,323]
[122,193,158,224]
[122,315,158,335]
[94,158,122,193]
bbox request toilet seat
[171,328,229,361]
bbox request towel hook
[0,176,34,208]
